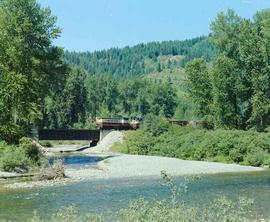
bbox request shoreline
[2,153,265,189]
[66,154,265,180]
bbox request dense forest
[41,74,178,129]
[64,37,216,78]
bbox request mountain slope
[64,36,216,78]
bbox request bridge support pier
[99,128,114,141]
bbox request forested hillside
[64,36,216,78]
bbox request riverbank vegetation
[0,138,46,172]
[114,115,270,167]
[111,8,270,168]
[0,0,60,173]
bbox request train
[96,116,142,129]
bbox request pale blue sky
[38,0,270,52]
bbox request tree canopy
[64,36,216,78]
[186,9,270,131]
[0,0,68,141]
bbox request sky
[38,0,270,52]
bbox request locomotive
[96,116,142,129]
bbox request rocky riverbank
[1,131,265,189]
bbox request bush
[116,125,270,167]
[229,148,244,163]
[0,147,30,172]
[20,137,43,163]
[244,150,268,167]
[119,130,158,155]
[141,114,170,137]
[264,156,270,167]
[0,138,47,173]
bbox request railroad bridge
[37,119,199,146]
[37,126,130,146]
[38,129,101,146]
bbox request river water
[0,160,269,221]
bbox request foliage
[19,137,44,164]
[0,0,68,142]
[0,138,46,172]
[244,150,269,167]
[141,115,170,137]
[116,124,270,167]
[64,36,216,78]
[186,9,270,131]
[0,123,25,144]
[180,37,217,66]
[0,145,30,172]
[118,173,252,222]
[42,74,178,128]
[185,59,213,127]
[41,68,88,129]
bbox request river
[0,169,269,221]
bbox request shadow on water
[0,170,269,221]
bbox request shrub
[118,130,158,155]
[141,114,170,137]
[117,125,270,167]
[244,150,268,167]
[0,138,47,173]
[0,147,30,172]
[264,156,270,167]
[19,137,44,165]
[229,148,244,163]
